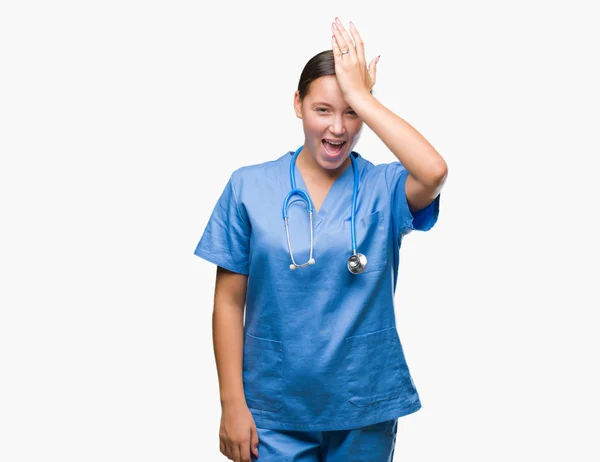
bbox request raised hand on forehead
[331,17,380,101]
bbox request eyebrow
[312,101,353,110]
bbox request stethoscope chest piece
[347,253,367,274]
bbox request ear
[293,91,303,119]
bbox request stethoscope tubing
[282,146,359,259]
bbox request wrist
[220,395,247,409]
[345,90,375,109]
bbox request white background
[1,0,599,460]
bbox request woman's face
[294,75,364,172]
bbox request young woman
[194,17,447,462]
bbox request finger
[349,22,366,68]
[334,17,356,52]
[222,435,231,459]
[242,436,253,461]
[233,443,242,462]
[331,34,343,60]
[225,440,234,460]
[250,426,260,459]
[332,20,355,60]
[332,23,350,56]
[369,56,379,86]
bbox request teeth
[324,140,344,145]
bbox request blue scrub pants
[250,419,398,462]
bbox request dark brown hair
[297,50,335,102]
[297,50,373,102]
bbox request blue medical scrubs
[194,148,440,432]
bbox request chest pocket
[344,210,388,273]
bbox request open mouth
[322,139,346,156]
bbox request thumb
[251,426,260,458]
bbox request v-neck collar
[282,150,358,228]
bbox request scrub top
[193,148,441,432]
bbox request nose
[329,114,345,136]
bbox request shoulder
[228,150,290,195]
[353,151,405,186]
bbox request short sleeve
[385,162,440,237]
[193,174,250,275]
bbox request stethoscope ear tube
[283,208,315,269]
[283,145,366,274]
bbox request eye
[316,107,357,115]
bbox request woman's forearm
[347,91,447,186]
[213,302,246,408]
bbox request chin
[325,155,347,165]
[317,154,348,171]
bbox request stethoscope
[282,145,367,274]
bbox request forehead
[306,76,348,107]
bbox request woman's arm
[347,92,448,213]
[212,265,249,407]
[212,266,260,460]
